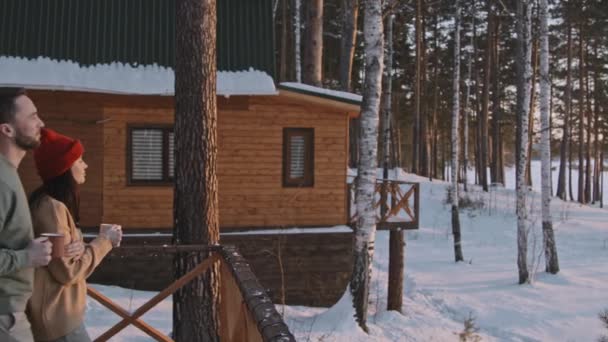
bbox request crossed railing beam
[348,179,419,230]
[87,246,221,342]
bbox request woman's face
[71,157,88,185]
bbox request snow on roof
[0,56,277,96]
[280,82,362,104]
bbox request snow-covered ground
[86,161,608,341]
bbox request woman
[27,128,122,342]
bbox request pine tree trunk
[569,116,574,201]
[382,15,394,175]
[280,0,289,81]
[451,0,464,262]
[173,1,220,340]
[350,0,383,332]
[430,15,440,181]
[578,24,586,203]
[412,0,422,174]
[557,24,572,200]
[339,0,359,91]
[387,228,404,312]
[303,0,323,86]
[601,149,604,208]
[515,0,532,284]
[383,16,403,312]
[539,0,559,274]
[344,0,359,167]
[420,10,430,177]
[294,0,302,82]
[474,19,483,188]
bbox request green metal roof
[0,0,275,78]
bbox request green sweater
[0,155,33,314]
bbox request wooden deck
[88,244,295,342]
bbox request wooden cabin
[1,0,358,306]
[15,88,358,230]
[0,0,360,231]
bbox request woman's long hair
[29,170,80,224]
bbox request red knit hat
[34,128,84,181]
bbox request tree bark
[420,9,430,177]
[340,0,359,91]
[294,0,302,82]
[578,24,585,204]
[173,0,220,340]
[382,15,403,313]
[525,39,538,188]
[429,15,439,181]
[584,45,592,204]
[556,23,572,200]
[280,0,289,81]
[350,0,383,332]
[412,0,422,174]
[515,0,532,284]
[344,0,359,168]
[303,0,323,86]
[463,0,476,192]
[593,43,601,203]
[480,5,492,192]
[451,0,464,262]
[387,228,404,312]
[491,14,504,186]
[539,0,559,274]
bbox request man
[0,87,52,342]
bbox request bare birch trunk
[491,15,504,186]
[451,0,464,262]
[593,43,601,203]
[557,24,572,200]
[526,40,538,188]
[350,0,383,332]
[463,0,476,192]
[539,0,559,274]
[480,6,492,192]
[515,0,532,284]
[585,47,592,204]
[578,24,585,203]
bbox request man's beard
[14,130,40,150]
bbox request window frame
[282,128,314,188]
[127,125,174,186]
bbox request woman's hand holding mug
[100,224,123,248]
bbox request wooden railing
[347,179,419,230]
[87,245,295,342]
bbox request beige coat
[27,195,112,341]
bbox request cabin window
[128,126,174,184]
[283,128,314,187]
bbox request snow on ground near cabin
[86,161,608,341]
[0,56,277,96]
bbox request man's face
[9,95,44,150]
